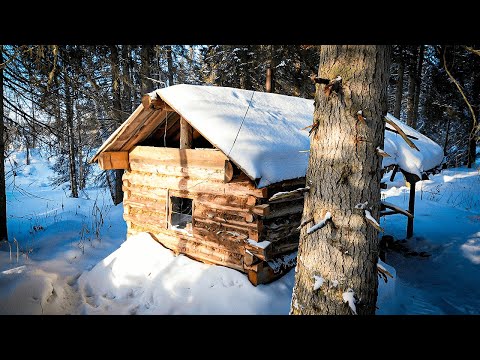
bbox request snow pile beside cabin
[153,85,443,187]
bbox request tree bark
[412,45,424,128]
[266,45,275,93]
[406,46,418,128]
[64,75,79,198]
[110,45,124,205]
[467,73,480,168]
[290,45,390,315]
[394,47,404,119]
[121,45,133,114]
[140,45,154,94]
[166,45,175,86]
[0,45,8,241]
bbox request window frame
[167,191,194,235]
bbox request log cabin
[90,84,444,285]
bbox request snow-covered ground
[1,149,479,314]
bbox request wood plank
[121,109,170,150]
[97,151,129,170]
[381,201,413,219]
[111,108,160,151]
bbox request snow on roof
[153,84,444,186]
[154,85,313,187]
[383,113,444,178]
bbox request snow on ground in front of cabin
[1,148,479,314]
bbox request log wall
[122,145,304,285]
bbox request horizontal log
[124,213,167,228]
[124,198,167,213]
[122,186,168,202]
[194,227,248,245]
[129,158,228,182]
[244,251,261,266]
[123,171,266,197]
[97,151,129,170]
[195,193,256,208]
[245,240,272,261]
[264,204,304,219]
[252,204,270,216]
[129,146,228,169]
[194,216,260,231]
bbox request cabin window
[170,196,193,234]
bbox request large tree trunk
[140,45,154,94]
[291,45,390,315]
[110,45,124,205]
[406,46,418,128]
[412,45,424,128]
[65,76,79,198]
[121,45,133,114]
[0,45,8,241]
[266,45,275,93]
[467,74,480,168]
[166,45,175,86]
[394,46,404,119]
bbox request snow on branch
[297,217,314,231]
[365,209,384,232]
[268,186,310,202]
[342,289,357,315]
[306,212,332,235]
[376,147,391,158]
[313,275,324,291]
[377,262,393,283]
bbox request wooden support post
[407,179,416,238]
[390,165,399,182]
[180,117,193,149]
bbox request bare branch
[443,47,477,139]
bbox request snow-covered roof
[93,84,444,187]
